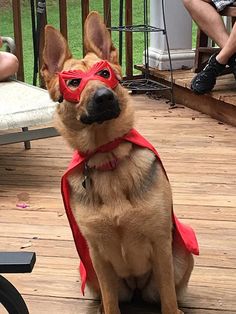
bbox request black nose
[93,87,115,110]
[80,87,121,124]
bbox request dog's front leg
[91,251,120,314]
[153,239,183,314]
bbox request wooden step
[135,65,236,127]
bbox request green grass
[0,1,197,84]
[192,22,197,48]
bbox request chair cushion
[0,80,57,130]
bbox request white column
[148,0,195,70]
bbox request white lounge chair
[0,37,58,149]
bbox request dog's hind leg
[172,241,194,301]
[175,255,194,301]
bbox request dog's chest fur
[68,143,173,278]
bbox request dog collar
[94,157,119,171]
[58,60,119,103]
[86,154,119,172]
[79,136,125,189]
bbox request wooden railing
[10,0,134,84]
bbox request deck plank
[0,95,235,313]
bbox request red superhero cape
[61,128,199,295]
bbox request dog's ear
[84,11,118,64]
[42,25,72,79]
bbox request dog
[41,11,199,314]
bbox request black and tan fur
[42,12,194,314]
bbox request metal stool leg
[22,127,31,149]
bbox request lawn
[0,0,197,84]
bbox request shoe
[191,53,226,94]
[228,53,236,80]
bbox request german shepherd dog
[42,12,198,314]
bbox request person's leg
[183,0,229,48]
[184,0,236,65]
[0,52,19,81]
[217,22,236,64]
[183,0,236,93]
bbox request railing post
[59,0,68,40]
[103,0,111,28]
[148,0,195,70]
[12,0,24,81]
[81,0,90,56]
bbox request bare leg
[183,0,229,48]
[217,22,236,63]
[0,52,19,81]
[184,0,236,93]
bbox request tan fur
[42,12,194,314]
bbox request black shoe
[191,53,226,94]
[228,53,236,80]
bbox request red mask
[58,60,119,103]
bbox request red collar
[77,135,126,171]
[91,156,119,171]
[58,60,119,103]
[79,135,125,159]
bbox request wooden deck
[141,66,236,128]
[0,94,236,313]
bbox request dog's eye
[97,69,110,79]
[67,79,81,88]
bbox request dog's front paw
[177,310,184,314]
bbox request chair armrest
[0,252,36,273]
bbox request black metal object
[110,0,175,104]
[112,25,165,32]
[30,0,37,85]
[121,78,170,92]
[0,275,29,314]
[31,0,46,86]
[0,252,36,314]
[0,252,36,273]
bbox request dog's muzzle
[80,87,121,124]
